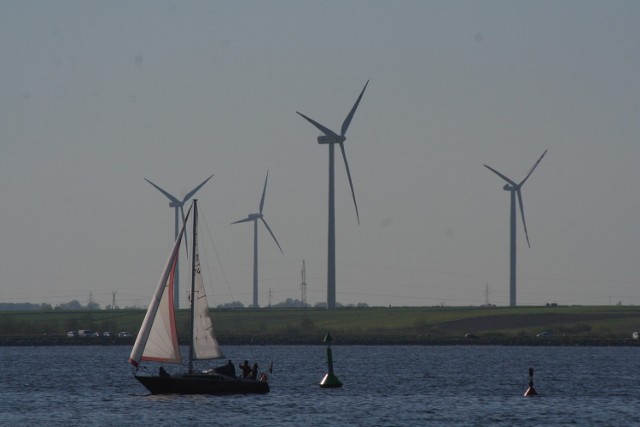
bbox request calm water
[1,345,638,426]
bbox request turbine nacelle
[503,184,515,191]
[248,213,262,220]
[317,134,346,145]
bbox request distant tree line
[0,303,51,311]
[215,299,369,309]
[2,299,370,312]
[0,300,101,311]
[214,299,309,309]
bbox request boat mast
[188,199,198,374]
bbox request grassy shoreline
[1,334,639,347]
[2,305,640,346]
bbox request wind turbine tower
[483,284,490,306]
[297,81,369,309]
[301,260,307,308]
[484,150,547,307]
[232,171,283,308]
[144,174,213,309]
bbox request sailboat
[129,199,270,395]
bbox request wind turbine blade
[517,189,531,248]
[144,178,180,204]
[518,150,547,187]
[261,218,283,254]
[259,171,269,214]
[180,205,189,257]
[341,80,369,137]
[182,174,214,203]
[483,165,517,187]
[296,112,340,139]
[231,217,253,225]
[339,142,360,224]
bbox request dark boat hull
[134,373,270,395]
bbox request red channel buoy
[524,367,538,396]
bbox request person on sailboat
[225,360,237,377]
[239,360,252,378]
[212,359,236,377]
[250,363,259,380]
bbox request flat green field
[2,305,640,345]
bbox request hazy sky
[2,1,639,309]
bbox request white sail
[192,219,223,359]
[129,207,192,367]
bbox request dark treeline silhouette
[0,300,101,311]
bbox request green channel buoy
[319,332,342,388]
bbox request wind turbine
[232,171,283,308]
[484,150,547,307]
[297,80,369,309]
[144,174,214,309]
